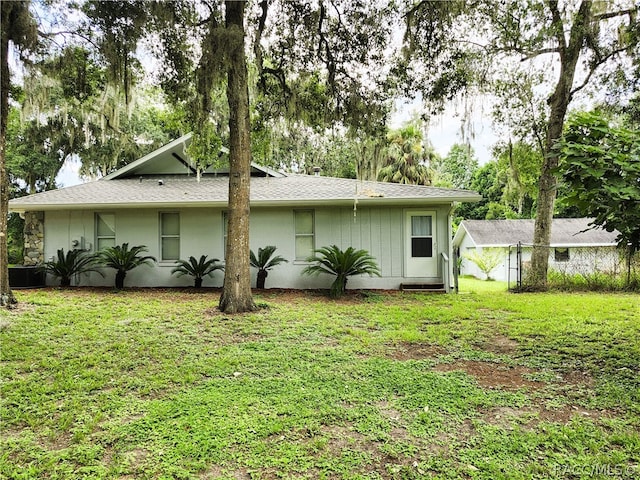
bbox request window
[96,213,115,250]
[160,212,180,261]
[554,248,570,262]
[410,215,433,258]
[295,210,314,260]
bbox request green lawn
[1,285,638,479]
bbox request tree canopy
[559,110,640,284]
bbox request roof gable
[103,133,283,179]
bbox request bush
[96,243,156,289]
[302,245,380,298]
[250,246,287,289]
[462,248,503,280]
[547,269,639,292]
[171,255,224,288]
[39,249,103,287]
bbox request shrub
[39,248,104,287]
[250,246,287,289]
[462,248,503,280]
[96,243,156,289]
[302,245,381,298]
[547,269,639,292]
[171,255,224,288]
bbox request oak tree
[402,0,639,288]
[1,0,38,307]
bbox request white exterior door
[405,210,437,277]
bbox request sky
[390,97,498,165]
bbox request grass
[1,283,639,479]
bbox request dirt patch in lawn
[388,342,447,361]
[480,403,611,429]
[561,369,595,387]
[481,334,519,355]
[434,360,544,391]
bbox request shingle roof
[456,218,619,247]
[9,174,481,211]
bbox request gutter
[9,195,482,214]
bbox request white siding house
[453,219,621,282]
[10,134,481,291]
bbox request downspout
[447,202,456,293]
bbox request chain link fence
[509,242,639,291]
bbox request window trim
[222,211,228,260]
[159,211,180,262]
[95,212,116,252]
[294,209,315,262]
[409,215,433,258]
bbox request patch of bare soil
[481,334,519,355]
[480,403,611,430]
[199,465,251,480]
[388,342,447,361]
[433,360,544,391]
[37,431,73,452]
[561,369,595,387]
[1,301,37,318]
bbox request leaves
[558,111,640,257]
[171,255,224,287]
[172,255,224,279]
[40,248,104,287]
[378,122,433,185]
[462,248,503,281]
[249,246,287,272]
[302,245,380,298]
[96,243,156,274]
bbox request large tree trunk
[528,0,591,289]
[219,0,257,313]
[0,3,17,307]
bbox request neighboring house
[453,218,621,282]
[9,133,481,291]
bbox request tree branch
[38,30,100,50]
[519,46,561,61]
[547,0,567,55]
[593,9,636,22]
[570,45,630,96]
[253,0,268,90]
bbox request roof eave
[470,242,619,248]
[9,195,480,212]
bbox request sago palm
[302,245,381,298]
[96,243,156,289]
[171,255,224,288]
[250,245,288,289]
[40,248,103,287]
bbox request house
[453,218,621,282]
[9,133,481,291]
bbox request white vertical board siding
[314,206,407,281]
[369,209,383,275]
[389,209,404,277]
[378,208,393,276]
